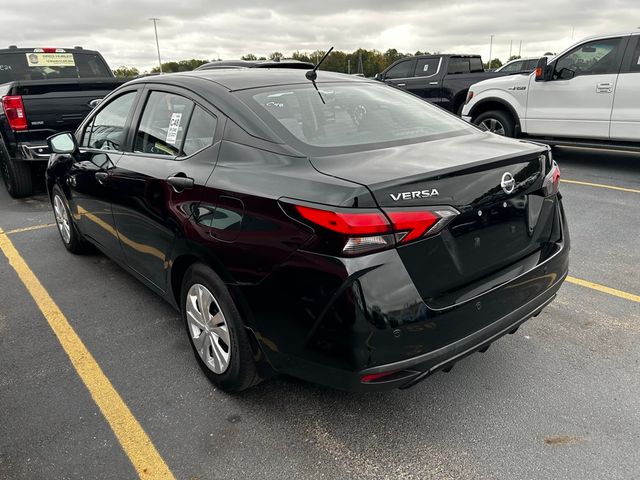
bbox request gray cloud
[0,1,637,72]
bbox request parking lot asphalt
[0,148,638,480]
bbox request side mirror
[374,73,381,80]
[47,132,78,154]
[534,57,548,82]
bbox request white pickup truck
[462,31,640,150]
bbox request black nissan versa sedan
[45,69,569,392]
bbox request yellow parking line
[566,275,640,303]
[0,231,174,479]
[561,179,640,194]
[2,223,56,235]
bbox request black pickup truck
[375,54,509,115]
[0,47,125,197]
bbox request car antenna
[306,46,334,104]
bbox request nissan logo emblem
[501,172,516,194]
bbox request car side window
[553,38,622,80]
[385,60,413,79]
[182,106,217,156]
[630,40,640,72]
[501,61,523,73]
[82,91,137,151]
[134,91,194,157]
[448,58,470,74]
[414,58,440,77]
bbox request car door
[108,87,222,291]
[381,58,416,91]
[404,57,443,104]
[610,35,640,141]
[525,37,627,139]
[68,89,140,258]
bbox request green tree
[112,66,139,78]
[151,59,209,73]
[484,58,503,70]
[508,55,521,61]
[241,53,258,61]
[268,52,284,60]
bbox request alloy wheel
[478,118,506,136]
[186,283,231,374]
[53,195,72,244]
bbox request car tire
[51,184,89,254]
[0,148,33,198]
[474,110,516,137]
[181,263,261,393]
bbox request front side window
[243,83,474,151]
[385,60,413,79]
[630,40,640,72]
[500,60,524,73]
[134,92,194,157]
[414,58,440,77]
[554,38,622,79]
[82,91,137,151]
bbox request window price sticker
[166,113,182,145]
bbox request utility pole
[149,17,162,73]
[509,40,513,59]
[348,58,351,75]
[518,40,522,57]
[488,35,494,69]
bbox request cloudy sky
[1,1,637,72]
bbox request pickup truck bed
[0,47,125,197]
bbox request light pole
[488,35,494,70]
[149,17,162,73]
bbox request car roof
[0,47,99,54]
[139,68,377,91]
[196,59,315,71]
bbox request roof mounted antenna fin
[305,46,333,104]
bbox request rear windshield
[240,83,474,152]
[0,51,112,83]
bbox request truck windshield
[241,83,474,151]
[0,51,112,83]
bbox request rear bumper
[241,200,569,392]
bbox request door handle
[429,81,439,85]
[95,171,109,184]
[167,174,194,192]
[396,83,406,87]
[596,82,613,93]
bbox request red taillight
[294,205,390,235]
[465,90,474,104]
[386,210,439,243]
[290,203,459,256]
[2,96,28,131]
[361,370,399,383]
[542,161,560,196]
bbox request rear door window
[134,91,194,157]
[182,106,217,156]
[414,58,440,77]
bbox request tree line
[112,48,516,78]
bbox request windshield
[241,83,474,151]
[0,51,112,83]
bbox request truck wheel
[0,152,33,198]
[474,110,516,138]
